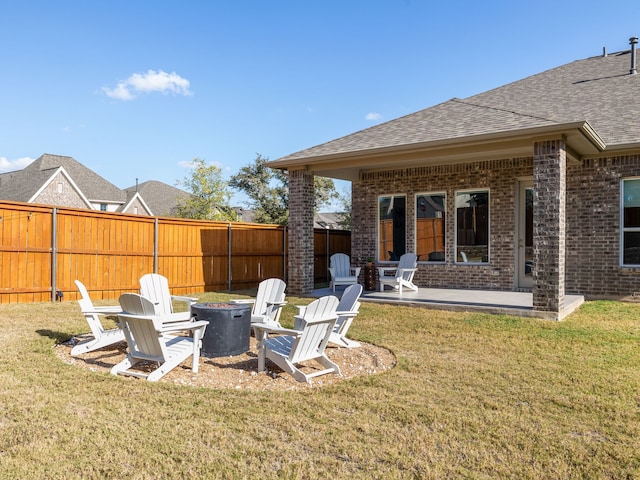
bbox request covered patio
[312,286,585,320]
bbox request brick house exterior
[270,40,640,320]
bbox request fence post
[153,217,159,273]
[283,225,287,283]
[326,227,330,283]
[228,223,232,291]
[51,208,57,302]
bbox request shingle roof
[0,154,126,203]
[122,180,189,217]
[273,47,640,164]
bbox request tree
[175,157,236,221]
[229,154,339,225]
[335,188,352,230]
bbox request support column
[532,138,566,319]
[288,168,315,295]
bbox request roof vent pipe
[630,36,638,74]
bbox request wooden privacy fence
[0,201,350,304]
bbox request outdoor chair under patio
[253,295,341,383]
[328,253,361,292]
[139,273,197,325]
[377,252,418,294]
[231,277,287,326]
[111,293,208,382]
[71,280,124,356]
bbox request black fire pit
[191,302,251,357]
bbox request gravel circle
[55,335,396,390]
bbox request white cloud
[0,156,35,173]
[365,112,383,121]
[102,70,192,101]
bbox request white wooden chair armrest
[335,310,358,318]
[84,306,123,315]
[171,295,198,304]
[230,299,256,305]
[253,323,300,337]
[398,267,418,274]
[377,266,398,276]
[159,320,207,333]
[266,300,287,307]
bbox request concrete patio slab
[312,286,584,320]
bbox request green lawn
[1,295,639,479]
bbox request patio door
[517,180,534,289]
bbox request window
[100,203,107,212]
[416,193,445,261]
[622,178,640,265]
[378,195,406,262]
[57,182,63,193]
[455,190,489,263]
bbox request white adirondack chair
[377,252,419,294]
[111,293,208,382]
[71,280,125,356]
[139,273,197,324]
[296,284,363,348]
[231,278,287,326]
[328,253,361,292]
[253,295,341,383]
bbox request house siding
[352,153,640,299]
[34,172,86,208]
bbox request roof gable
[0,154,126,204]
[122,180,189,217]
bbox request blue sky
[2,0,640,207]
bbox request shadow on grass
[36,329,73,344]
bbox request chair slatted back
[289,295,338,364]
[139,273,174,316]
[330,253,351,277]
[118,293,165,361]
[253,278,286,319]
[397,253,418,280]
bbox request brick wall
[350,152,640,298]
[353,158,532,291]
[566,154,640,297]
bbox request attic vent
[630,36,638,74]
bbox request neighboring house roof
[0,153,126,204]
[269,46,640,179]
[315,212,347,230]
[121,180,189,217]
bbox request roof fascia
[269,122,607,180]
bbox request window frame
[620,177,640,267]
[377,194,407,263]
[415,191,446,263]
[454,188,490,264]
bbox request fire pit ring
[191,302,251,357]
